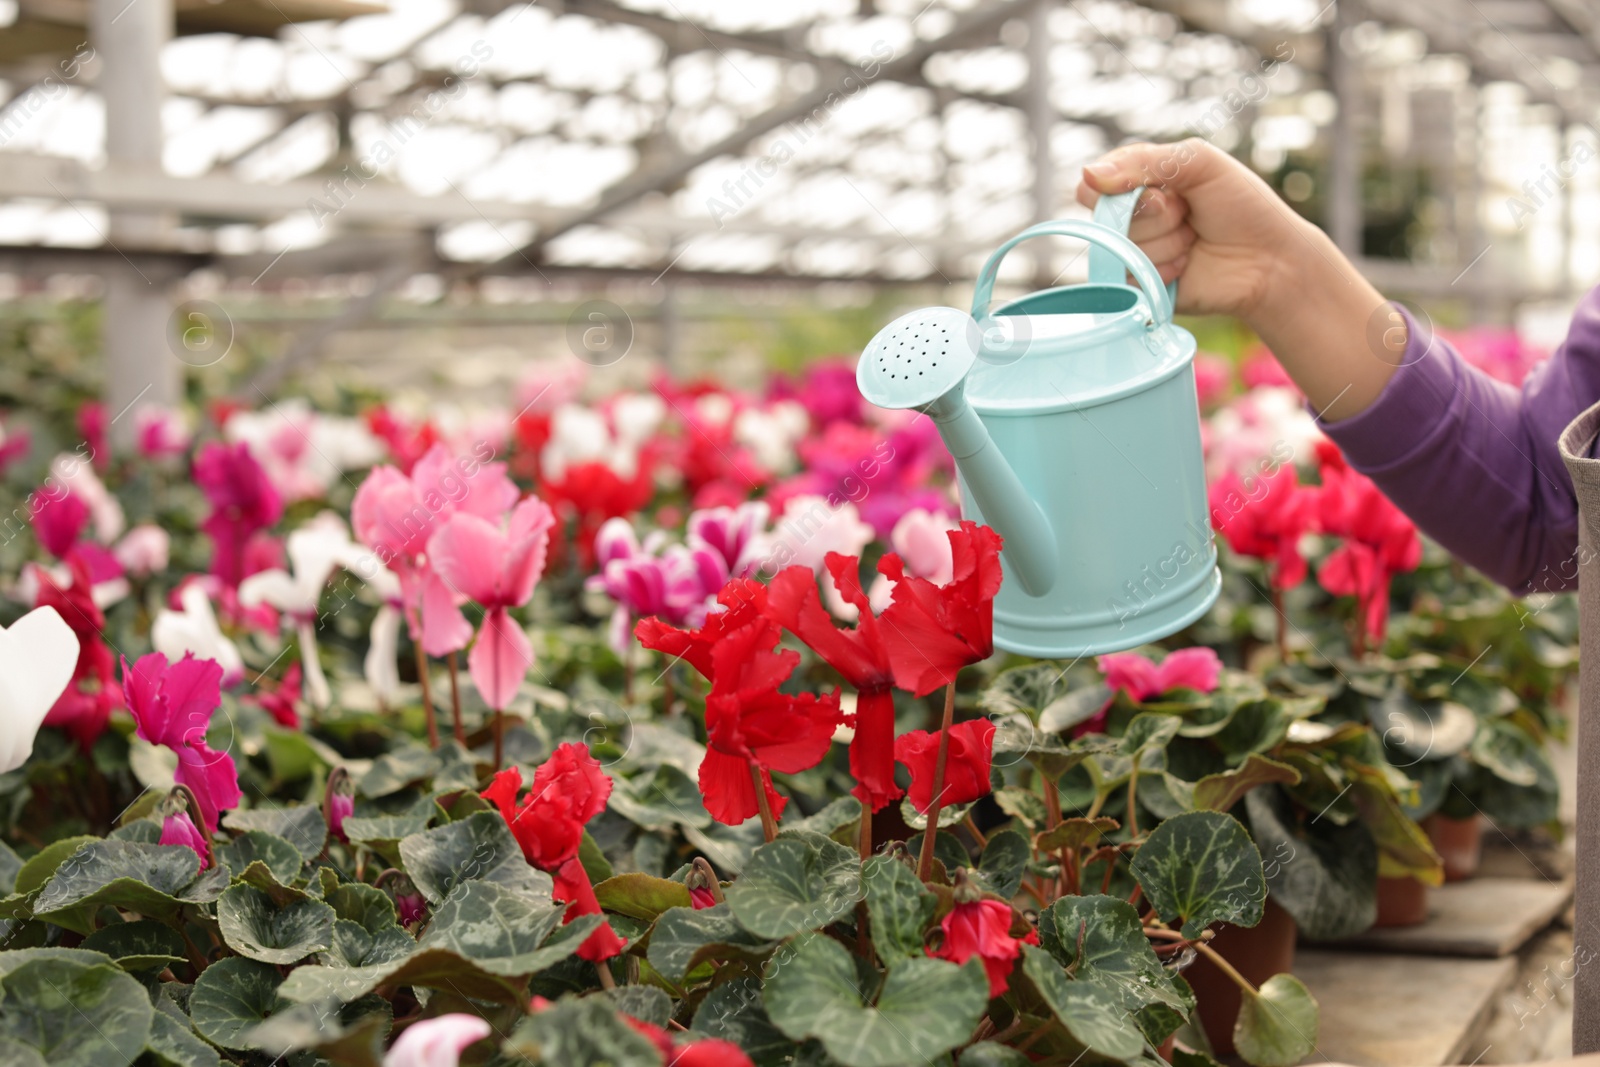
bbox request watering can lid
[961,191,1194,414]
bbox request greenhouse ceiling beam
[485,0,1037,271]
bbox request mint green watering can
[856,189,1220,657]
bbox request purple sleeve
[1314,291,1600,595]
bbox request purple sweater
[1316,296,1600,595]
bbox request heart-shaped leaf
[1193,755,1301,813]
[593,873,691,922]
[725,833,860,939]
[506,996,661,1067]
[609,985,672,1027]
[608,764,710,830]
[764,932,988,1067]
[217,832,303,887]
[899,798,975,831]
[80,920,188,973]
[146,1010,222,1067]
[217,885,336,964]
[1130,810,1266,932]
[397,811,551,904]
[1244,787,1376,941]
[993,787,1048,830]
[32,840,221,932]
[1234,973,1318,1067]
[1017,946,1145,1061]
[322,880,400,935]
[691,977,793,1067]
[417,882,568,975]
[1037,896,1188,1013]
[1034,817,1118,854]
[189,957,286,1050]
[975,829,1030,899]
[359,746,440,798]
[646,904,776,984]
[0,956,152,1067]
[959,1042,1036,1066]
[325,919,416,968]
[222,807,328,861]
[862,856,935,961]
[341,812,433,846]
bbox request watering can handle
[970,187,1177,324]
[1088,187,1180,310]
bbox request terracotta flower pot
[1374,875,1430,927]
[1423,813,1484,883]
[1183,897,1297,1056]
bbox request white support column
[92,0,179,447]
[1327,0,1362,257]
[1028,0,1056,288]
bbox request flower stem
[963,813,988,850]
[1194,938,1259,996]
[414,643,439,749]
[750,761,778,843]
[492,709,505,771]
[916,683,957,882]
[857,801,873,862]
[446,652,465,743]
[595,960,616,990]
[1272,586,1288,660]
[1126,752,1141,840]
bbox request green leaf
[609,764,710,830]
[979,663,1069,717]
[243,997,389,1067]
[1039,686,1113,734]
[397,811,551,905]
[691,977,794,1067]
[1244,787,1376,941]
[145,1011,222,1067]
[593,873,692,922]
[80,920,187,973]
[1034,817,1117,854]
[323,881,400,935]
[1121,713,1182,756]
[13,836,98,896]
[975,829,1030,899]
[578,830,614,884]
[341,813,433,846]
[325,919,415,968]
[1131,810,1266,932]
[959,1041,1036,1066]
[1037,896,1187,1013]
[0,957,153,1067]
[217,831,303,887]
[217,885,336,964]
[1193,754,1302,813]
[862,856,935,961]
[725,833,861,939]
[0,840,22,896]
[32,841,218,932]
[1370,690,1476,760]
[190,958,286,1050]
[993,787,1048,830]
[505,996,661,1067]
[0,948,116,977]
[786,796,863,839]
[646,904,776,984]
[359,746,440,798]
[898,797,975,831]
[763,933,988,1067]
[1234,973,1318,1067]
[609,985,672,1027]
[1017,946,1145,1060]
[222,807,328,861]
[417,882,570,975]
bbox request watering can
[856,189,1220,658]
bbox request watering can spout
[855,305,1058,598]
[923,389,1059,597]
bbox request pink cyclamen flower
[587,519,722,654]
[134,406,192,459]
[160,810,210,869]
[382,1014,491,1067]
[121,652,242,834]
[32,490,89,559]
[327,791,354,843]
[77,403,107,469]
[351,443,518,656]
[686,501,770,581]
[194,441,284,589]
[1100,647,1222,703]
[113,525,170,576]
[426,496,556,709]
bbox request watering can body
[862,190,1220,658]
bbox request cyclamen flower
[929,896,1037,997]
[1100,647,1222,703]
[1209,465,1316,589]
[481,744,625,961]
[33,558,119,747]
[245,661,303,729]
[0,605,79,772]
[687,501,770,582]
[426,496,556,710]
[113,525,170,576]
[1314,444,1422,648]
[153,582,244,686]
[49,451,124,544]
[160,810,209,870]
[121,652,241,834]
[382,1014,491,1067]
[638,581,843,827]
[895,718,996,815]
[875,521,1003,697]
[588,519,723,654]
[134,406,192,459]
[32,490,89,559]
[194,440,283,589]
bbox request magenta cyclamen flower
[194,441,284,589]
[160,810,210,869]
[32,490,89,559]
[121,652,241,834]
[587,518,721,654]
[426,496,556,710]
[687,501,769,582]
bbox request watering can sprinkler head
[857,307,1060,598]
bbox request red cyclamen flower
[1313,444,1422,647]
[1208,465,1316,589]
[480,743,625,961]
[894,718,996,815]
[34,557,119,748]
[875,520,1003,696]
[928,896,1036,997]
[121,652,241,834]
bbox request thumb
[1080,138,1228,196]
